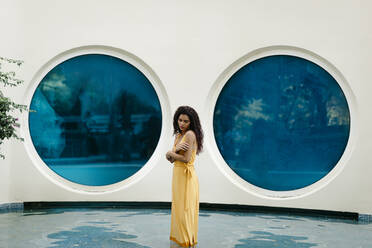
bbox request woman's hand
[166,151,175,163]
[175,142,190,153]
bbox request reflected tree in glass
[214,55,350,191]
[29,54,162,186]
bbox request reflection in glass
[214,55,350,191]
[29,54,162,186]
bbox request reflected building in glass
[213,55,350,191]
[29,54,162,186]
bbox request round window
[29,54,162,186]
[213,55,350,191]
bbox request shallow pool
[0,208,371,247]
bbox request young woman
[166,106,204,247]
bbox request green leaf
[0,56,27,159]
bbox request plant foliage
[0,56,27,159]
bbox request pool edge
[0,202,24,213]
[18,201,367,221]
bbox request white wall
[0,141,11,204]
[0,0,24,205]
[1,0,372,214]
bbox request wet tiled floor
[0,208,371,247]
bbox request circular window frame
[205,45,357,199]
[22,45,171,194]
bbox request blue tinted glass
[214,55,350,191]
[29,54,162,186]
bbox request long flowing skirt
[170,164,199,247]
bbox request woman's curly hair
[173,106,204,155]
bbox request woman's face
[178,114,190,132]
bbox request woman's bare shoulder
[185,130,196,140]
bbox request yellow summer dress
[170,134,199,247]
